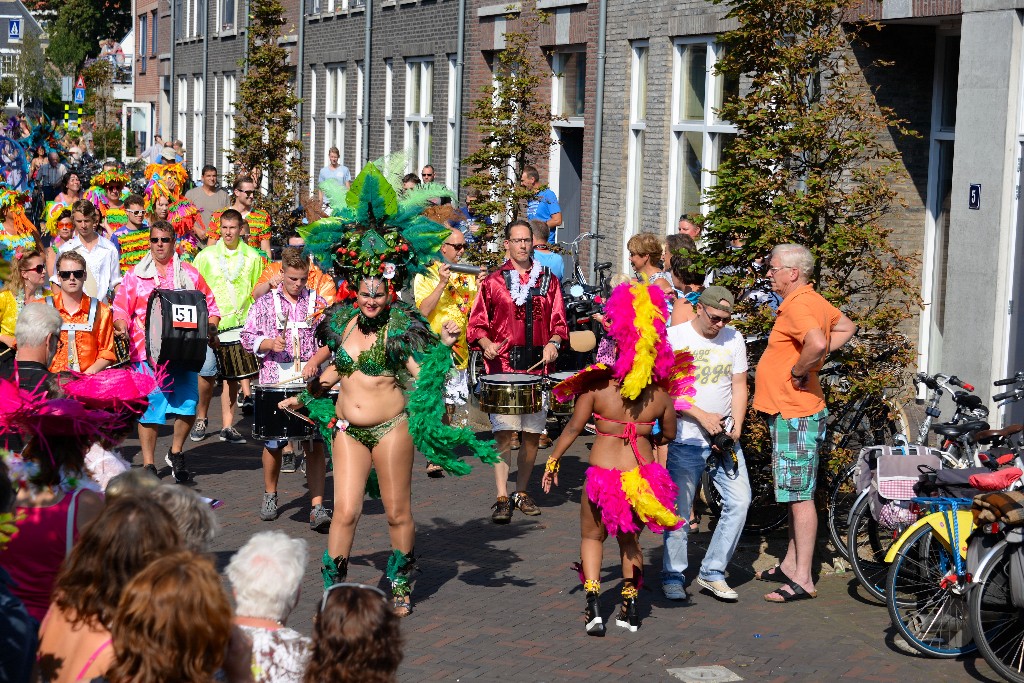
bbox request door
[557,127,583,245]
[1004,143,1024,422]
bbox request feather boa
[668,349,697,411]
[586,463,682,536]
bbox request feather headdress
[0,187,36,236]
[90,168,130,190]
[44,201,73,236]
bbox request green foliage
[46,0,130,71]
[700,0,920,404]
[228,0,309,236]
[79,61,119,158]
[16,32,59,111]
[461,0,559,266]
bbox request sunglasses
[126,209,145,216]
[58,269,86,280]
[21,264,45,274]
[149,236,173,244]
[444,242,467,251]
[701,307,732,325]
[319,582,388,613]
[237,189,256,196]
[422,173,434,178]
[58,221,73,228]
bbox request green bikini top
[335,321,395,377]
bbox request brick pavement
[120,395,1001,683]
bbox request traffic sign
[73,88,85,105]
[8,19,20,41]
[75,75,85,89]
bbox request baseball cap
[698,286,735,313]
[160,146,177,161]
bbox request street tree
[228,0,308,235]
[461,0,559,263]
[46,0,130,72]
[698,0,921,454]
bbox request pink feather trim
[586,466,641,536]
[551,363,612,402]
[604,284,639,384]
[637,462,683,532]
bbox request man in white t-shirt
[661,286,751,603]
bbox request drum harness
[45,294,99,372]
[502,267,552,372]
[272,288,317,377]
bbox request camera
[710,416,735,454]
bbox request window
[174,0,183,39]
[177,76,188,146]
[354,62,364,173]
[221,73,236,171]
[196,0,205,37]
[312,0,322,15]
[404,58,433,173]
[445,54,457,188]
[219,0,235,32]
[324,65,346,167]
[552,50,586,120]
[192,76,205,177]
[308,68,318,188]
[667,38,737,231]
[151,11,158,55]
[623,41,648,256]
[383,59,393,156]
[139,14,148,73]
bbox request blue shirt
[318,165,352,187]
[533,249,564,281]
[527,189,561,242]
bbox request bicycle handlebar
[994,390,1019,403]
[994,377,1017,386]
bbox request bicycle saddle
[954,393,984,410]
[976,424,1024,445]
[932,420,990,439]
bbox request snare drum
[110,335,131,368]
[214,327,259,380]
[479,374,544,415]
[253,382,316,441]
[547,371,576,417]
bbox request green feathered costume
[300,162,499,494]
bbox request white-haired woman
[226,531,311,683]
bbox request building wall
[135,0,164,141]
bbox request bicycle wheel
[886,524,975,657]
[847,493,899,603]
[968,540,1024,682]
[826,464,857,562]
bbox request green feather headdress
[300,162,455,290]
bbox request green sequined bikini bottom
[338,412,408,450]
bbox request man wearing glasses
[420,165,436,184]
[414,229,486,477]
[111,194,150,275]
[113,220,221,481]
[207,176,272,256]
[46,251,117,374]
[252,231,336,303]
[468,220,567,523]
[662,286,750,603]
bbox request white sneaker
[697,577,738,601]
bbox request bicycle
[967,521,1024,681]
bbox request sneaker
[697,577,739,602]
[310,504,332,531]
[260,492,279,521]
[662,582,688,602]
[239,394,255,415]
[165,451,189,483]
[281,451,296,473]
[491,496,513,524]
[220,427,246,444]
[189,418,208,442]
[584,593,605,637]
[511,491,541,516]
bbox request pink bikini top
[592,413,655,465]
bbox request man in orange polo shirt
[752,243,855,603]
[47,250,117,374]
[251,231,337,304]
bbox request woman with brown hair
[304,583,403,683]
[104,551,235,683]
[626,232,674,299]
[36,497,184,682]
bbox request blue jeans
[662,441,751,584]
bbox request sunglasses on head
[319,582,388,613]
[21,264,45,274]
[150,236,173,244]
[58,269,86,280]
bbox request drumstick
[526,358,547,373]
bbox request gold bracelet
[544,457,560,474]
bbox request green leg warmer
[321,550,349,590]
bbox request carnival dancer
[467,219,568,523]
[110,194,150,275]
[542,281,696,634]
[0,187,39,263]
[46,250,117,374]
[112,220,221,480]
[56,200,121,303]
[241,247,331,528]
[207,176,271,257]
[84,166,130,236]
[413,226,484,476]
[280,165,499,616]
[191,208,263,444]
[43,203,74,276]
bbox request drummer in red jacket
[467,219,568,524]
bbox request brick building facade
[134,0,170,143]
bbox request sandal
[754,564,793,584]
[392,594,412,617]
[763,580,817,603]
[426,463,445,478]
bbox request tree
[80,60,118,158]
[699,0,920,465]
[46,0,131,72]
[16,32,58,112]
[461,0,559,264]
[228,0,308,236]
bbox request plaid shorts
[770,409,828,503]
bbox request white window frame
[309,67,318,190]
[221,73,236,172]
[445,54,457,188]
[354,61,364,173]
[177,76,188,144]
[192,76,205,177]
[550,48,586,126]
[211,76,219,168]
[666,37,738,233]
[218,0,236,33]
[383,59,393,156]
[324,64,346,169]
[623,41,648,267]
[404,57,433,173]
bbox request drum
[146,288,209,372]
[253,382,316,441]
[547,371,576,417]
[214,327,259,380]
[478,373,544,415]
[110,335,131,368]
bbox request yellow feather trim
[621,283,665,400]
[620,467,682,530]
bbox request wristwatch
[791,366,808,379]
[548,339,561,350]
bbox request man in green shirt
[190,209,264,443]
